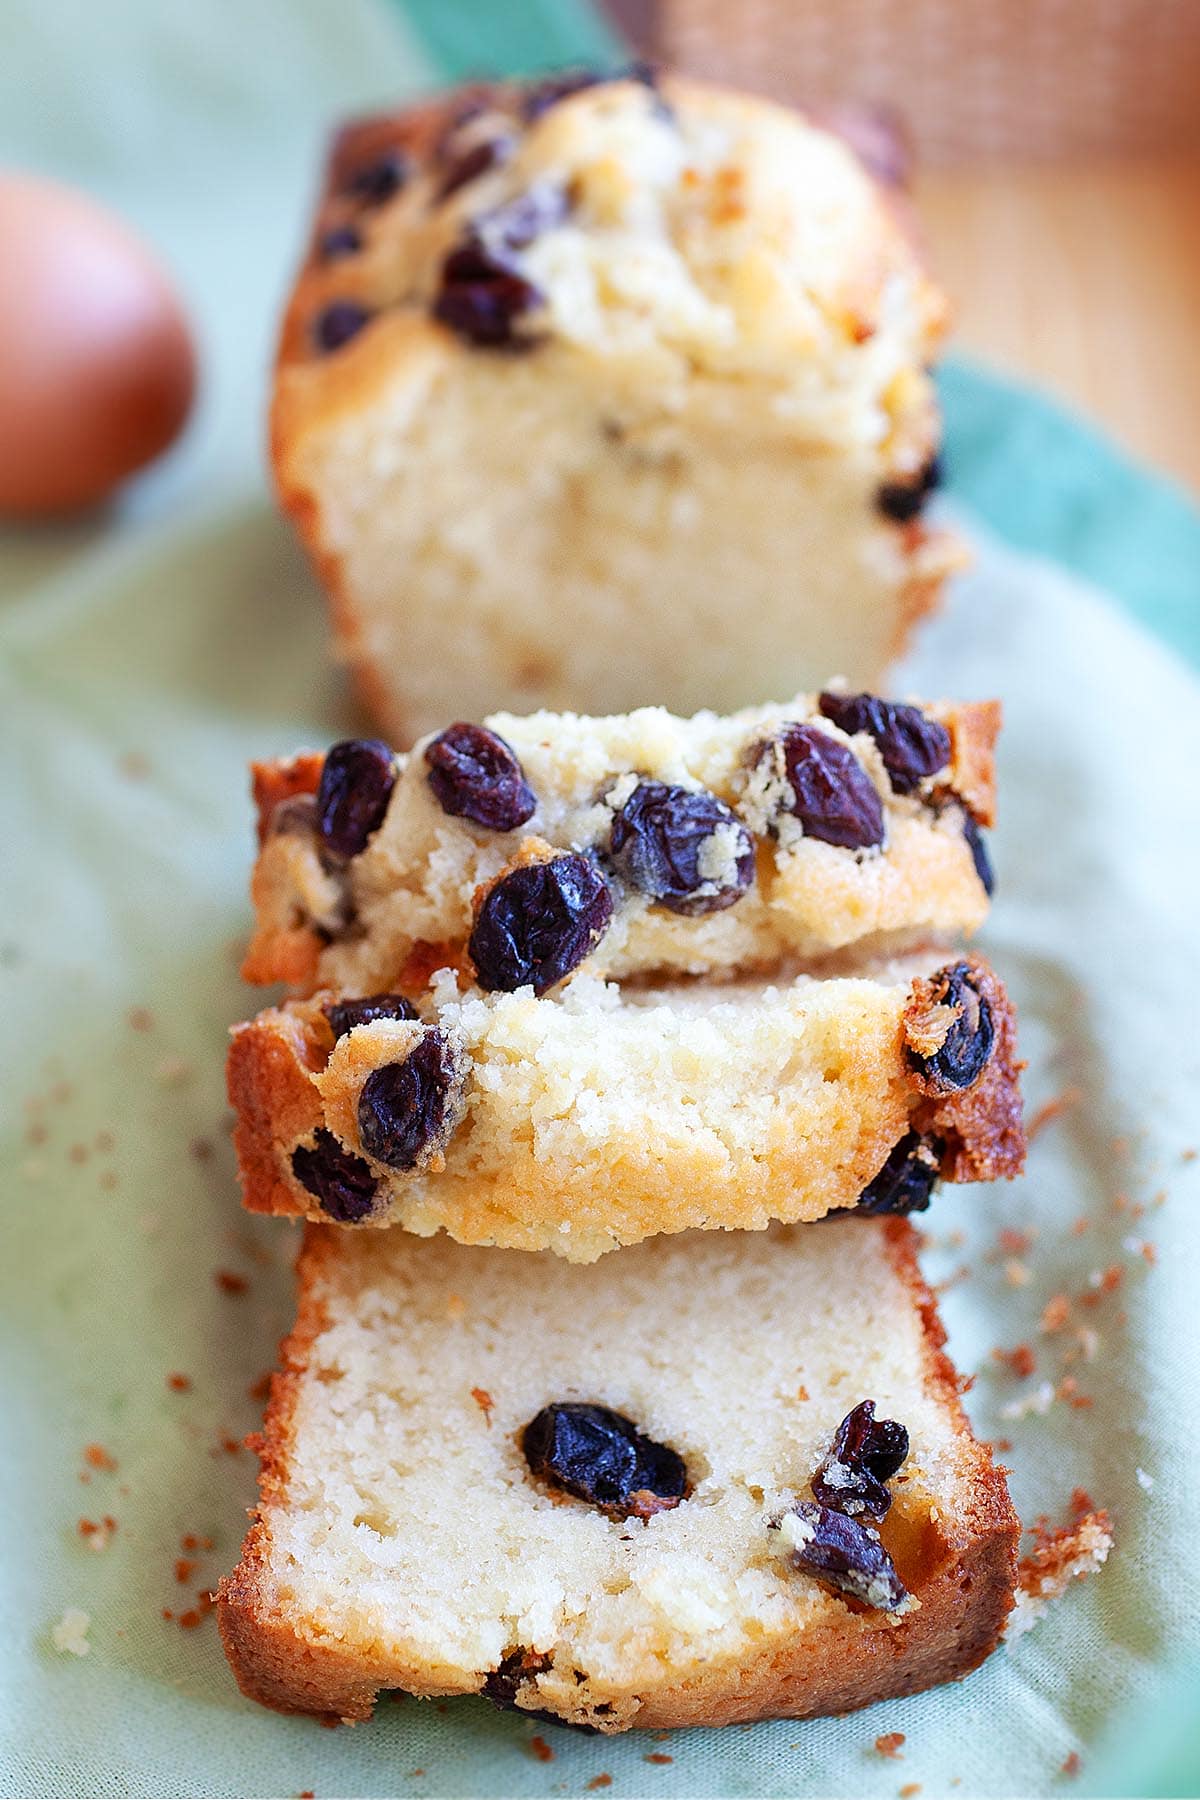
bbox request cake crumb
[83,1443,117,1472]
[1070,1488,1096,1518]
[175,1559,198,1584]
[1040,1294,1071,1334]
[248,1372,273,1403]
[646,1752,674,1764]
[78,1516,116,1551]
[588,1776,613,1788]
[215,1269,249,1296]
[470,1387,495,1426]
[875,1732,906,1758]
[899,1784,922,1797]
[128,1006,155,1032]
[528,1735,555,1763]
[167,1372,192,1393]
[1026,1087,1081,1141]
[997,1226,1035,1256]
[190,1137,214,1162]
[181,1533,213,1553]
[51,1609,91,1656]
[1061,1752,1081,1777]
[156,1055,195,1086]
[992,1343,1036,1379]
[1136,1467,1154,1492]
[1003,1258,1030,1288]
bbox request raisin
[908,961,995,1093]
[436,134,515,200]
[482,1648,552,1713]
[817,692,950,795]
[520,69,602,121]
[811,1401,909,1519]
[424,722,536,831]
[962,812,995,896]
[312,300,372,354]
[522,1403,687,1519]
[608,780,754,915]
[317,224,363,262]
[856,1132,943,1216]
[316,739,396,859]
[433,239,542,349]
[877,454,942,523]
[469,853,613,994]
[357,1031,463,1171]
[324,994,419,1039]
[343,150,408,207]
[781,1500,908,1611]
[291,1129,378,1223]
[755,724,885,850]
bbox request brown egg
[0,172,197,517]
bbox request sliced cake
[218,1217,1018,1728]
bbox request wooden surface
[916,156,1200,492]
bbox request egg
[0,172,197,517]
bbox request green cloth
[3,4,1199,1795]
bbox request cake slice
[217,1217,1018,1728]
[228,951,1024,1260]
[242,692,998,994]
[270,71,961,742]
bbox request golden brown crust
[250,753,324,845]
[216,1220,1018,1727]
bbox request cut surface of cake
[243,693,998,994]
[271,71,961,740]
[228,952,1024,1260]
[218,1218,1018,1729]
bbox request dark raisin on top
[343,149,409,207]
[856,1131,944,1216]
[432,185,568,351]
[520,69,604,121]
[817,692,951,796]
[317,224,363,262]
[469,853,613,994]
[781,1500,908,1611]
[755,723,885,851]
[877,453,942,523]
[433,239,544,349]
[907,960,996,1093]
[424,722,536,831]
[608,780,755,916]
[356,1030,463,1172]
[962,812,995,896]
[316,739,396,859]
[522,1402,688,1519]
[324,994,419,1039]
[810,1400,909,1519]
[436,133,515,201]
[291,1128,378,1223]
[313,300,372,354]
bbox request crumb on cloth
[51,1609,91,1656]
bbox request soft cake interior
[222,1218,1013,1726]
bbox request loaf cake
[228,951,1024,1260]
[243,692,998,994]
[271,70,962,741]
[217,1217,1018,1728]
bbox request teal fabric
[938,360,1200,670]
[3,4,1200,1798]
